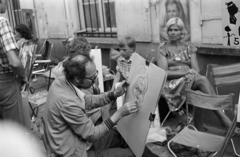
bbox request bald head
[71,54,90,63]
[63,54,93,82]
[65,36,92,59]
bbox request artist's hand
[114,80,129,98]
[118,100,139,117]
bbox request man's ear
[75,76,85,84]
[73,76,80,84]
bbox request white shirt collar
[65,79,86,109]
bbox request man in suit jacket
[44,54,139,157]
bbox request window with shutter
[190,0,223,44]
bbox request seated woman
[156,17,232,131]
[15,24,33,49]
[15,24,36,88]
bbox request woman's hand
[168,59,191,67]
[113,80,129,98]
[169,65,190,71]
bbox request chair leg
[181,107,193,124]
[29,102,37,118]
[161,111,171,127]
[231,139,240,156]
[30,116,42,139]
[33,106,39,118]
[29,87,35,94]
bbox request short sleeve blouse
[158,42,197,61]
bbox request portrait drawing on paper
[127,64,148,110]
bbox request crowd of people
[0,0,238,157]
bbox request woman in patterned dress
[156,17,232,131]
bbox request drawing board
[117,53,167,157]
[90,49,104,93]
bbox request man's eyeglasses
[84,70,98,84]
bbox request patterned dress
[158,42,198,112]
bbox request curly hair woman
[15,24,33,47]
[14,24,34,77]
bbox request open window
[77,0,117,38]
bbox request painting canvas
[117,53,167,157]
[21,9,38,40]
[90,49,104,92]
[159,0,190,42]
[222,0,240,46]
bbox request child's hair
[119,36,136,51]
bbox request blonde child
[111,36,136,91]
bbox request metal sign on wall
[222,0,240,46]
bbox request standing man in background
[0,0,26,124]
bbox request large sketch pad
[117,53,167,157]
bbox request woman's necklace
[167,42,186,61]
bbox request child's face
[119,44,133,60]
[14,30,21,40]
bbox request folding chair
[28,40,53,119]
[167,89,237,157]
[206,63,240,156]
[206,63,240,96]
[206,63,240,115]
[32,39,54,91]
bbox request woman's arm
[190,53,200,73]
[156,49,188,80]
[168,59,191,67]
